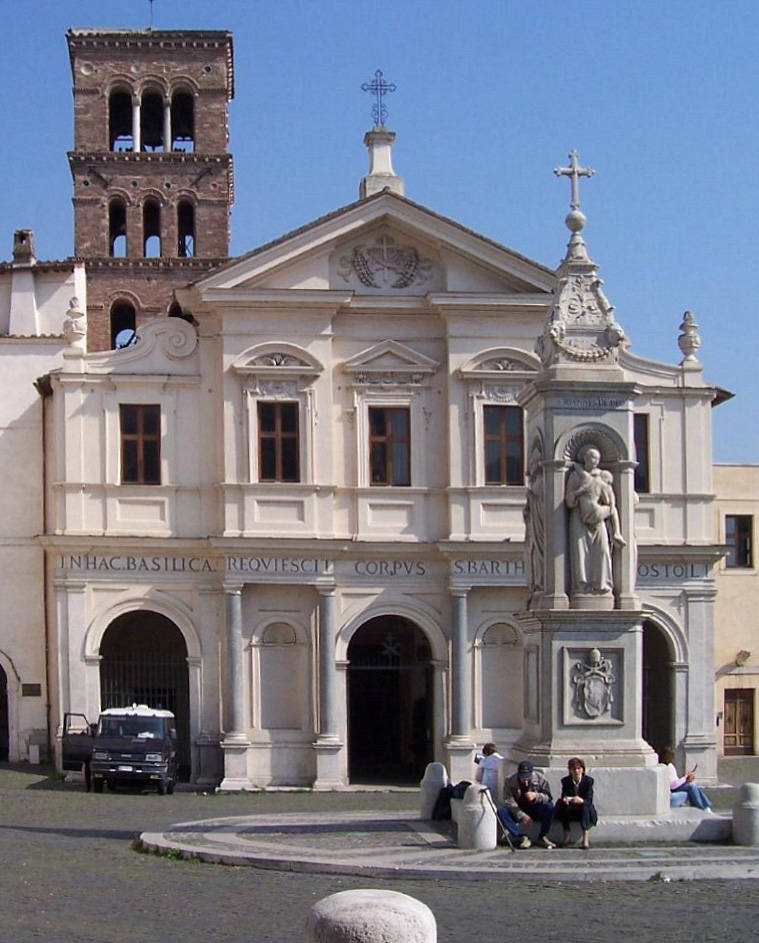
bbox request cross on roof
[554,150,595,211]
[361,70,396,127]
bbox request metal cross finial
[554,150,595,211]
[361,70,397,127]
[148,0,155,29]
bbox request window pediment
[342,340,439,389]
[460,347,540,380]
[233,343,323,381]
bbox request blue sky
[0,0,756,462]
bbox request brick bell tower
[66,28,234,350]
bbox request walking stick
[482,787,515,852]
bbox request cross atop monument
[361,70,397,127]
[554,150,595,211]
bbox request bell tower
[66,28,234,350]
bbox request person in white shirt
[662,747,712,810]
[474,742,502,797]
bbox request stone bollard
[419,761,448,820]
[457,783,497,850]
[732,782,759,845]
[306,889,437,943]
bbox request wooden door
[724,689,755,755]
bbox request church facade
[0,27,728,792]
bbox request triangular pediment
[343,339,439,374]
[188,192,556,302]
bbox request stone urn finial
[62,296,86,349]
[678,310,701,363]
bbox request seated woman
[661,747,712,811]
[556,757,598,849]
[473,742,502,797]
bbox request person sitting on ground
[661,747,712,811]
[474,742,502,798]
[555,756,597,849]
[498,759,556,849]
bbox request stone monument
[514,152,669,814]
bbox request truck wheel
[93,779,104,794]
[107,780,117,792]
[157,779,167,796]
[166,779,175,795]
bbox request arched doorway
[100,611,191,779]
[347,615,433,784]
[0,664,8,761]
[642,619,674,759]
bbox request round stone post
[733,783,759,846]
[419,762,448,820]
[457,783,497,850]
[306,889,436,943]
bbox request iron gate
[99,612,191,775]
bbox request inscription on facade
[353,560,426,577]
[58,555,218,573]
[636,563,709,581]
[452,560,525,577]
[557,396,625,410]
[227,557,331,575]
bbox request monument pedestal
[511,608,668,815]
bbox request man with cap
[497,759,556,849]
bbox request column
[218,582,250,791]
[446,586,475,783]
[616,460,639,608]
[450,589,470,738]
[163,97,171,152]
[131,94,141,152]
[223,583,245,740]
[317,587,338,739]
[313,586,343,789]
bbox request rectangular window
[369,407,410,486]
[258,401,300,482]
[633,413,650,494]
[726,515,753,568]
[483,405,524,485]
[120,404,161,484]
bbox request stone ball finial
[566,209,587,233]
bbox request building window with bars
[258,401,300,482]
[120,404,161,484]
[725,515,753,568]
[369,406,411,486]
[483,404,524,485]
[634,413,650,494]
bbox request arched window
[108,199,127,258]
[140,91,164,151]
[177,200,195,258]
[171,92,194,152]
[110,301,137,350]
[143,200,161,257]
[109,90,133,151]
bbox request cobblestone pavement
[1,764,757,943]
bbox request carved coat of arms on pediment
[336,234,433,290]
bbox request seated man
[498,760,556,849]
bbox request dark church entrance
[0,664,8,761]
[642,619,674,759]
[347,615,433,784]
[99,611,191,779]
